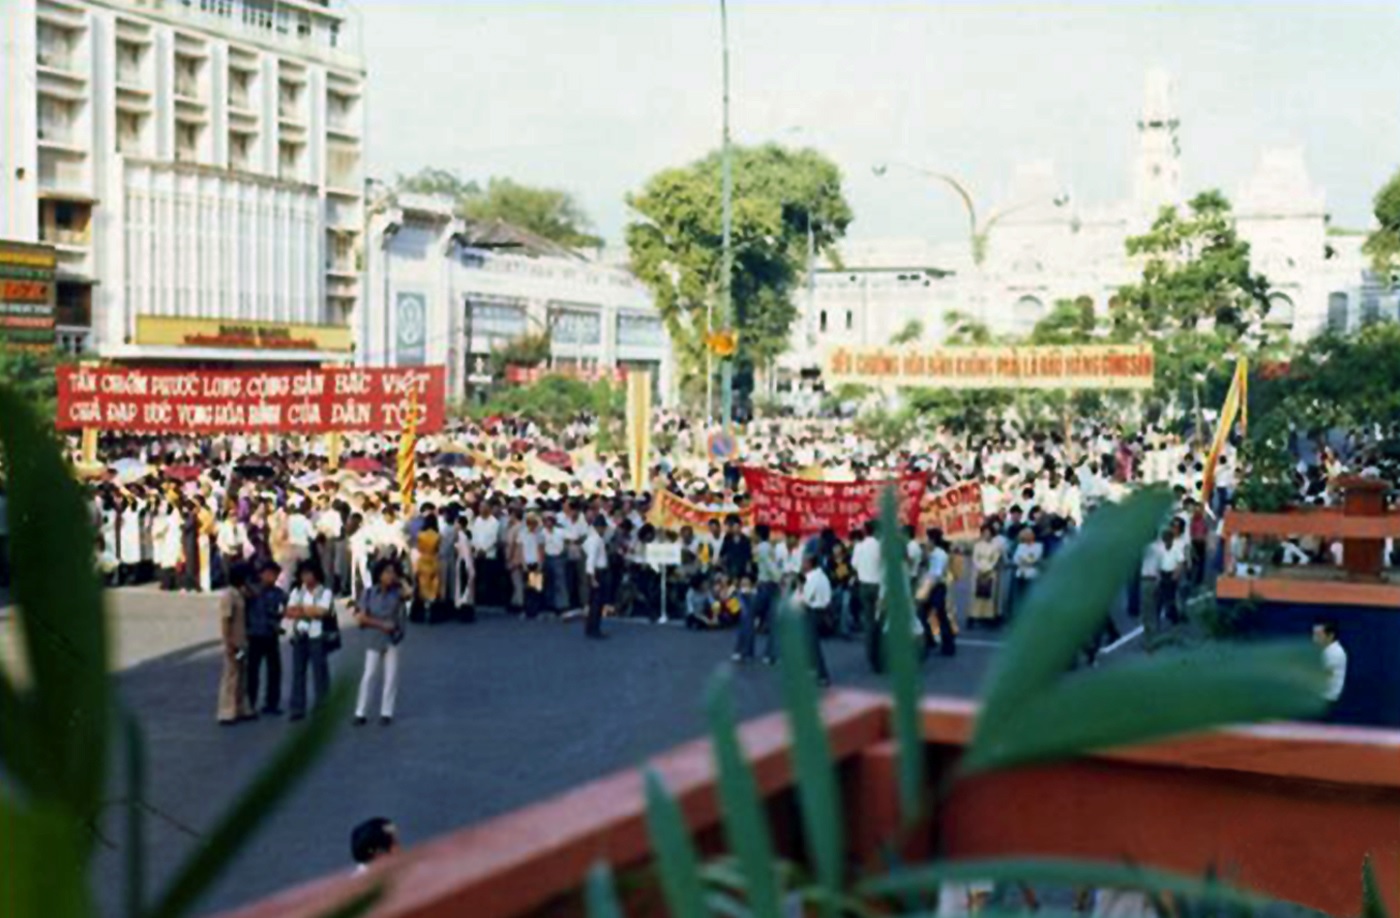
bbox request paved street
[74,591,1011,916]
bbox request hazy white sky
[354,1,1400,246]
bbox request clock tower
[1133,69,1182,213]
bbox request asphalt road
[89,601,1009,916]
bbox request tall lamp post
[716,0,735,433]
[872,162,1068,267]
[873,162,1068,330]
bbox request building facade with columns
[782,70,1372,392]
[1,0,365,364]
[363,191,675,406]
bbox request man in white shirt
[542,513,569,614]
[517,513,545,618]
[851,521,883,632]
[582,515,611,639]
[1314,619,1347,710]
[470,502,504,608]
[1154,520,1189,629]
[794,553,833,685]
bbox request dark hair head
[350,817,397,865]
[295,559,323,584]
[1315,618,1339,640]
[372,558,400,584]
[227,563,252,589]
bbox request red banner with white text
[55,365,446,434]
[919,481,984,541]
[740,468,927,536]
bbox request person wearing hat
[582,514,611,639]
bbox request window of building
[616,313,665,347]
[1361,296,1381,326]
[1264,294,1295,330]
[472,302,528,339]
[176,122,202,161]
[1012,295,1046,335]
[551,308,602,346]
[844,310,853,331]
[819,310,827,333]
[1327,292,1349,333]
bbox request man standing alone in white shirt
[795,553,833,686]
[1314,619,1347,714]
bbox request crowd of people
[53,407,1396,725]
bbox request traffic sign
[707,430,737,463]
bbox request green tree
[463,177,602,249]
[625,144,853,399]
[0,346,68,419]
[486,331,551,379]
[395,167,480,201]
[1362,168,1400,281]
[1114,190,1276,409]
[1027,297,1098,345]
[395,170,601,249]
[888,319,923,345]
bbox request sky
[352,1,1400,247]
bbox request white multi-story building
[782,69,1371,390]
[363,191,675,406]
[1,0,365,363]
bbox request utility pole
[718,0,734,433]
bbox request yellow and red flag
[397,389,419,511]
[1202,357,1247,503]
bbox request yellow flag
[397,389,419,511]
[625,370,652,493]
[1202,357,1246,503]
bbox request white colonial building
[363,191,675,406]
[1,0,365,364]
[783,70,1373,388]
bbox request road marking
[1101,624,1144,655]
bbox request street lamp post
[873,162,1068,329]
[718,0,735,433]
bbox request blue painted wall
[1226,598,1400,727]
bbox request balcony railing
[37,122,76,144]
[37,44,75,71]
[175,76,201,99]
[41,226,90,247]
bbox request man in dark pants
[794,553,832,685]
[719,514,753,582]
[245,561,286,715]
[850,521,882,634]
[919,530,956,658]
[583,515,611,639]
[735,524,779,662]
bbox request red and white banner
[504,364,627,385]
[56,365,446,434]
[919,481,984,541]
[740,468,927,536]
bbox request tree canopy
[1113,190,1278,408]
[624,144,852,397]
[1115,190,1272,337]
[1362,168,1400,281]
[395,169,602,249]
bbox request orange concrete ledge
[1216,574,1400,608]
[214,693,1400,918]
[1223,510,1400,540]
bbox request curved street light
[872,161,1069,267]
